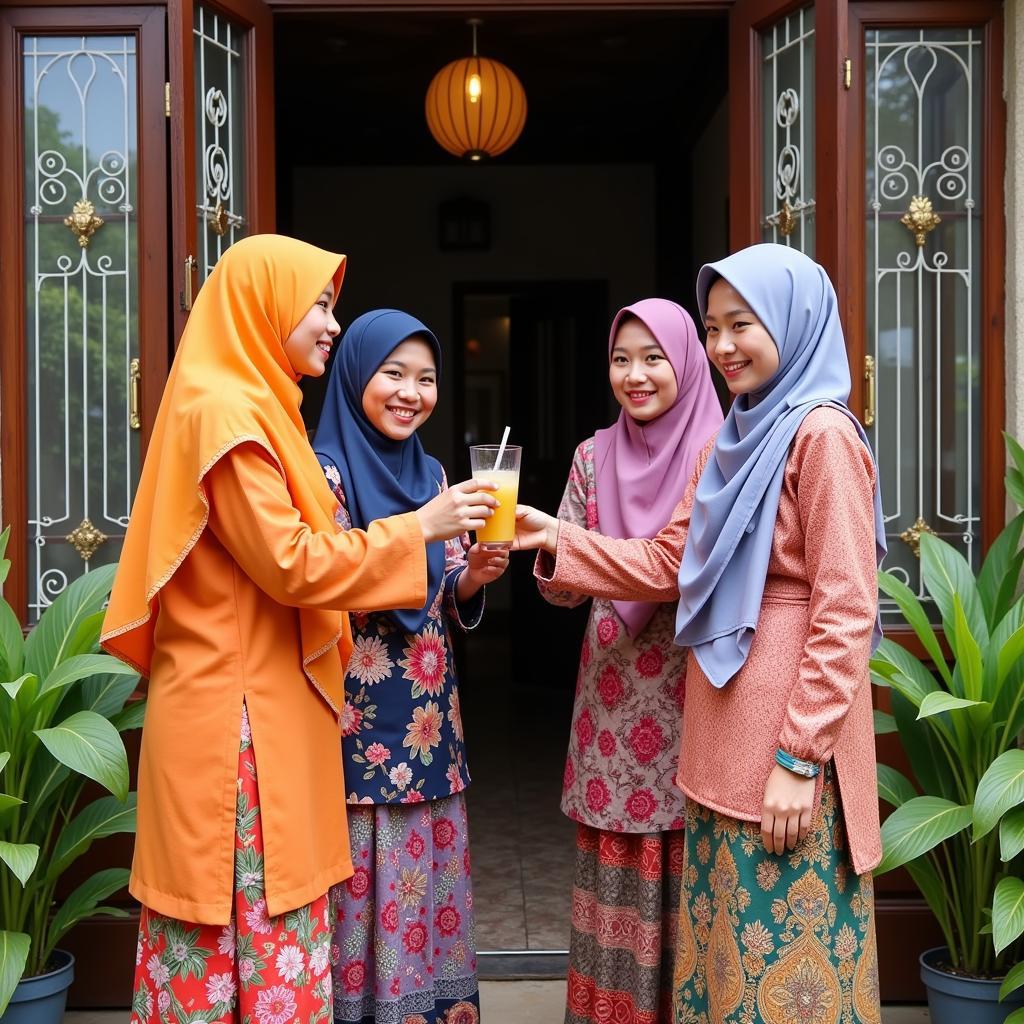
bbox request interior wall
[291,164,657,471]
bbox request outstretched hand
[415,479,498,544]
[513,506,559,554]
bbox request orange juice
[475,469,520,547]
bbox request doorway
[276,7,730,963]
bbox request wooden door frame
[0,3,169,622]
[846,0,1006,553]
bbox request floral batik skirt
[672,766,881,1024]
[331,794,479,1024]
[566,824,685,1024]
[130,705,335,1024]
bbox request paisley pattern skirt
[130,704,335,1024]
[566,824,685,1024]
[672,767,881,1024]
[331,795,479,1024]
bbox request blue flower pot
[920,947,1024,1024]
[0,951,74,1024]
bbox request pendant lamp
[425,20,527,162]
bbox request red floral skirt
[129,705,335,1024]
[566,824,685,1024]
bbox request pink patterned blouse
[537,437,688,835]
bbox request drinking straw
[493,425,511,472]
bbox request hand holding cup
[415,479,498,543]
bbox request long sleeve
[535,437,715,603]
[206,442,428,612]
[535,439,593,609]
[440,470,485,631]
[777,418,879,764]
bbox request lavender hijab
[593,299,723,638]
[674,244,886,687]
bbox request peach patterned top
[538,408,882,874]
[537,438,688,834]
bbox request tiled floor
[66,991,930,1024]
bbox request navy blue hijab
[314,309,445,634]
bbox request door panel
[168,0,273,338]
[0,6,168,623]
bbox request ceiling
[274,10,728,166]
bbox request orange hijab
[101,234,348,707]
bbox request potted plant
[872,436,1024,1023]
[0,527,142,1021]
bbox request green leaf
[109,699,146,732]
[24,564,116,679]
[916,693,987,720]
[1,674,36,701]
[0,930,30,1017]
[920,532,989,649]
[64,611,107,658]
[34,711,128,801]
[891,690,958,801]
[974,749,1024,840]
[1004,1009,1024,1024]
[873,709,898,734]
[979,512,1024,624]
[953,594,984,702]
[0,794,25,820]
[997,621,1024,697]
[39,653,136,698]
[906,856,952,935]
[0,841,39,886]
[1000,960,1024,1001]
[876,796,973,875]
[47,793,137,880]
[877,764,918,807]
[0,600,24,681]
[878,570,952,683]
[0,752,8,776]
[993,876,1024,954]
[1001,808,1024,862]
[48,868,129,947]
[872,639,939,708]
[1006,432,1024,478]
[1009,468,1024,509]
[80,672,139,720]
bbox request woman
[536,299,721,1024]
[314,309,507,1024]
[516,244,886,1024]
[101,236,496,1024]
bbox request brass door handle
[863,355,876,428]
[129,357,141,430]
[182,255,197,311]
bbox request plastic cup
[469,444,522,549]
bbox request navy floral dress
[321,460,484,1024]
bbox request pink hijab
[593,299,723,638]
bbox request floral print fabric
[331,795,479,1024]
[567,824,685,1024]
[673,766,881,1024]
[129,704,335,1024]
[322,462,482,804]
[538,438,688,833]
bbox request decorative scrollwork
[899,516,936,558]
[66,518,108,561]
[900,195,941,248]
[64,199,104,248]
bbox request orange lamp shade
[425,56,527,161]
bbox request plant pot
[0,951,74,1024]
[920,946,1024,1024]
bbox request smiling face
[283,280,341,377]
[361,336,438,440]
[608,316,679,422]
[703,278,780,395]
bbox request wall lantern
[425,20,527,162]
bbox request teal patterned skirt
[673,766,881,1024]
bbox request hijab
[592,299,723,637]
[314,309,444,634]
[675,243,886,687]
[102,234,350,708]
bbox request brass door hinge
[843,58,852,90]
[164,82,171,118]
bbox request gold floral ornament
[66,518,107,561]
[777,200,796,237]
[64,199,104,248]
[900,195,940,248]
[899,516,936,558]
[207,201,229,237]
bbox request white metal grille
[761,6,816,254]
[194,5,247,281]
[22,35,140,621]
[865,28,983,622]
